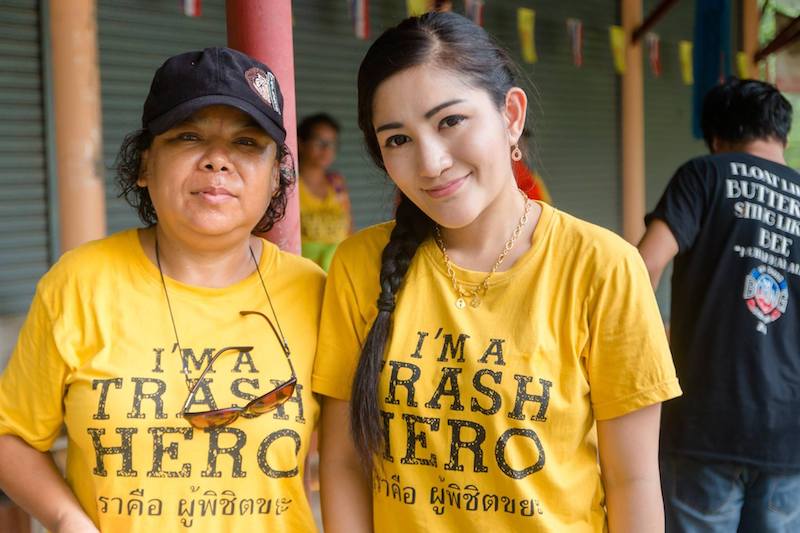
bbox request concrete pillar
[226,0,300,254]
[49,0,106,252]
[621,0,646,244]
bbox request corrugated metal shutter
[98,0,228,234]
[643,0,707,316]
[0,0,49,314]
[486,1,621,231]
[293,1,406,229]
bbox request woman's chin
[169,215,254,240]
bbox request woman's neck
[140,226,262,288]
[299,165,331,199]
[300,164,326,184]
[439,181,541,272]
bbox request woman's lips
[194,187,235,204]
[424,175,468,199]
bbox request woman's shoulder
[325,221,395,294]
[30,229,142,315]
[548,208,641,272]
[335,221,395,261]
[42,229,141,285]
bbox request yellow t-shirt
[298,178,350,245]
[312,203,681,533]
[0,229,325,533]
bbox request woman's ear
[503,87,528,147]
[136,150,150,187]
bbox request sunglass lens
[184,408,240,429]
[249,382,296,415]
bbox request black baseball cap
[142,47,287,144]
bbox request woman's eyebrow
[375,99,465,134]
[424,99,463,119]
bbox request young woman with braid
[313,12,681,533]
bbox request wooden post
[742,0,760,78]
[622,0,646,243]
[50,0,106,252]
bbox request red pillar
[227,0,300,254]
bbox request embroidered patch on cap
[245,67,281,115]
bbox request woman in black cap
[0,47,323,532]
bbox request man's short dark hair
[297,113,341,141]
[700,78,793,150]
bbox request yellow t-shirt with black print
[312,203,681,533]
[0,229,325,533]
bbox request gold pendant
[455,297,466,309]
[470,296,481,308]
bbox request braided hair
[351,11,518,472]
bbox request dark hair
[115,128,295,233]
[701,78,793,150]
[351,11,519,472]
[297,113,341,141]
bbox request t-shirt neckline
[127,228,278,298]
[419,201,556,287]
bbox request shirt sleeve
[585,248,682,420]
[645,159,712,253]
[311,247,371,401]
[0,285,70,451]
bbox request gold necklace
[434,192,532,309]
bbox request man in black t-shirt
[639,79,800,533]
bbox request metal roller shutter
[0,0,49,314]
[98,0,228,234]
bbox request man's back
[649,151,800,469]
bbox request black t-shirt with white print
[647,152,800,470]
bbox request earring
[511,144,523,162]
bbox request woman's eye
[177,132,200,142]
[440,115,466,129]
[385,134,411,147]
[235,138,258,147]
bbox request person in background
[297,113,353,271]
[638,78,800,533]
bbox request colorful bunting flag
[566,18,583,67]
[679,40,694,85]
[517,8,537,64]
[609,25,626,74]
[736,51,750,79]
[182,0,201,17]
[407,0,429,16]
[349,0,370,40]
[646,33,662,77]
[465,0,485,26]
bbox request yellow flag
[609,25,626,74]
[407,0,429,16]
[518,8,537,64]
[736,51,751,79]
[679,41,693,85]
